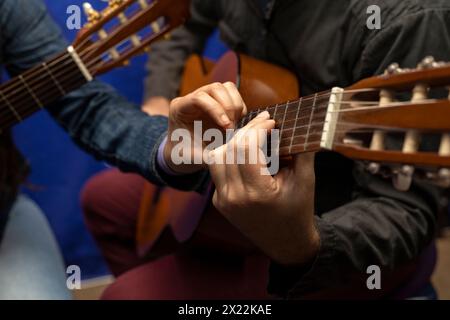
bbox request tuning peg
[366,162,381,174]
[108,0,124,8]
[385,63,401,75]
[138,0,149,8]
[83,2,101,23]
[418,56,436,69]
[438,169,450,188]
[392,165,414,191]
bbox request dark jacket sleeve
[1,0,208,192]
[269,6,450,298]
[143,0,219,100]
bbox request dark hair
[0,131,29,212]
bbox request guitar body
[137,51,299,258]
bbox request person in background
[82,0,449,299]
[0,0,232,299]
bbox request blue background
[12,0,226,279]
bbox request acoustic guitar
[137,51,450,258]
[0,0,190,211]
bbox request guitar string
[0,0,160,95]
[0,57,105,127]
[0,64,366,117]
[0,76,360,130]
[0,54,106,124]
[0,51,104,101]
[3,89,433,136]
[0,12,144,98]
[0,30,437,134]
[0,94,328,130]
[77,4,166,66]
[278,115,442,151]
[238,98,439,132]
[0,59,101,127]
[0,75,441,134]
[278,128,406,148]
[0,37,378,126]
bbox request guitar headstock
[330,57,450,190]
[72,0,190,75]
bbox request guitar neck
[239,90,334,157]
[0,49,89,132]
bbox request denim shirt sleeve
[0,0,209,191]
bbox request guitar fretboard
[0,52,87,131]
[238,90,332,156]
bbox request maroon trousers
[81,169,271,300]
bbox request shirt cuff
[157,136,184,176]
[267,216,339,298]
[150,132,211,193]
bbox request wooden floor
[74,233,450,300]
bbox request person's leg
[81,169,151,276]
[0,195,71,300]
[101,252,272,300]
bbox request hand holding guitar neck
[209,112,319,266]
[163,82,248,175]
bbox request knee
[80,169,118,232]
[80,169,146,236]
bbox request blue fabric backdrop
[12,0,227,279]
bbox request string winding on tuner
[362,56,450,191]
[83,2,102,26]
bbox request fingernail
[256,111,270,119]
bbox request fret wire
[0,52,93,130]
[280,131,323,147]
[19,75,44,109]
[271,104,328,128]
[42,62,67,95]
[277,96,329,119]
[279,102,289,141]
[304,93,318,151]
[280,140,322,155]
[0,90,22,122]
[7,61,81,119]
[283,111,327,129]
[238,97,332,132]
[281,140,323,150]
[273,104,279,126]
[237,90,333,129]
[290,122,324,136]
[0,66,86,130]
[0,53,73,104]
[288,98,302,154]
[0,73,87,130]
[264,97,330,124]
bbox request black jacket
[144,0,450,298]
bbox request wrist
[142,97,170,116]
[273,224,321,267]
[163,135,204,175]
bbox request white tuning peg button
[83,2,101,22]
[83,2,93,14]
[438,168,450,188]
[393,165,414,191]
